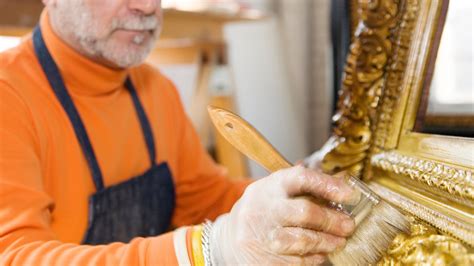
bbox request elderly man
[0,0,356,265]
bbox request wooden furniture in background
[147,39,249,179]
[147,9,264,179]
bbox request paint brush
[207,106,409,265]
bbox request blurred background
[1,0,470,178]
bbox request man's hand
[210,165,358,265]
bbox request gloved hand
[209,165,359,265]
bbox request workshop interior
[0,0,472,264]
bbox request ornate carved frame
[321,0,473,263]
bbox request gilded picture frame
[320,0,473,263]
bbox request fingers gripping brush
[207,106,410,265]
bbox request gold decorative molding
[369,182,474,246]
[379,218,474,266]
[321,0,416,175]
[319,0,474,264]
[370,0,419,152]
[371,151,474,206]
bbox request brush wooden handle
[207,106,292,173]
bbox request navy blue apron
[33,27,176,245]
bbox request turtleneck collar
[40,10,128,96]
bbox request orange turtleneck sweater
[0,11,249,265]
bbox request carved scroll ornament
[321,0,403,175]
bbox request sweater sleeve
[0,82,187,265]
[163,78,253,227]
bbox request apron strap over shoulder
[32,26,106,191]
[125,78,157,167]
[32,26,158,191]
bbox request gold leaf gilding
[379,219,474,266]
[320,0,474,263]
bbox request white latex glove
[210,165,359,265]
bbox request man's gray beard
[50,0,161,68]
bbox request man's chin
[96,41,154,69]
[105,53,148,69]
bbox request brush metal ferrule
[328,176,380,226]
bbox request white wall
[224,18,308,177]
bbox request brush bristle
[329,201,410,265]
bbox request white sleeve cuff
[173,226,191,265]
